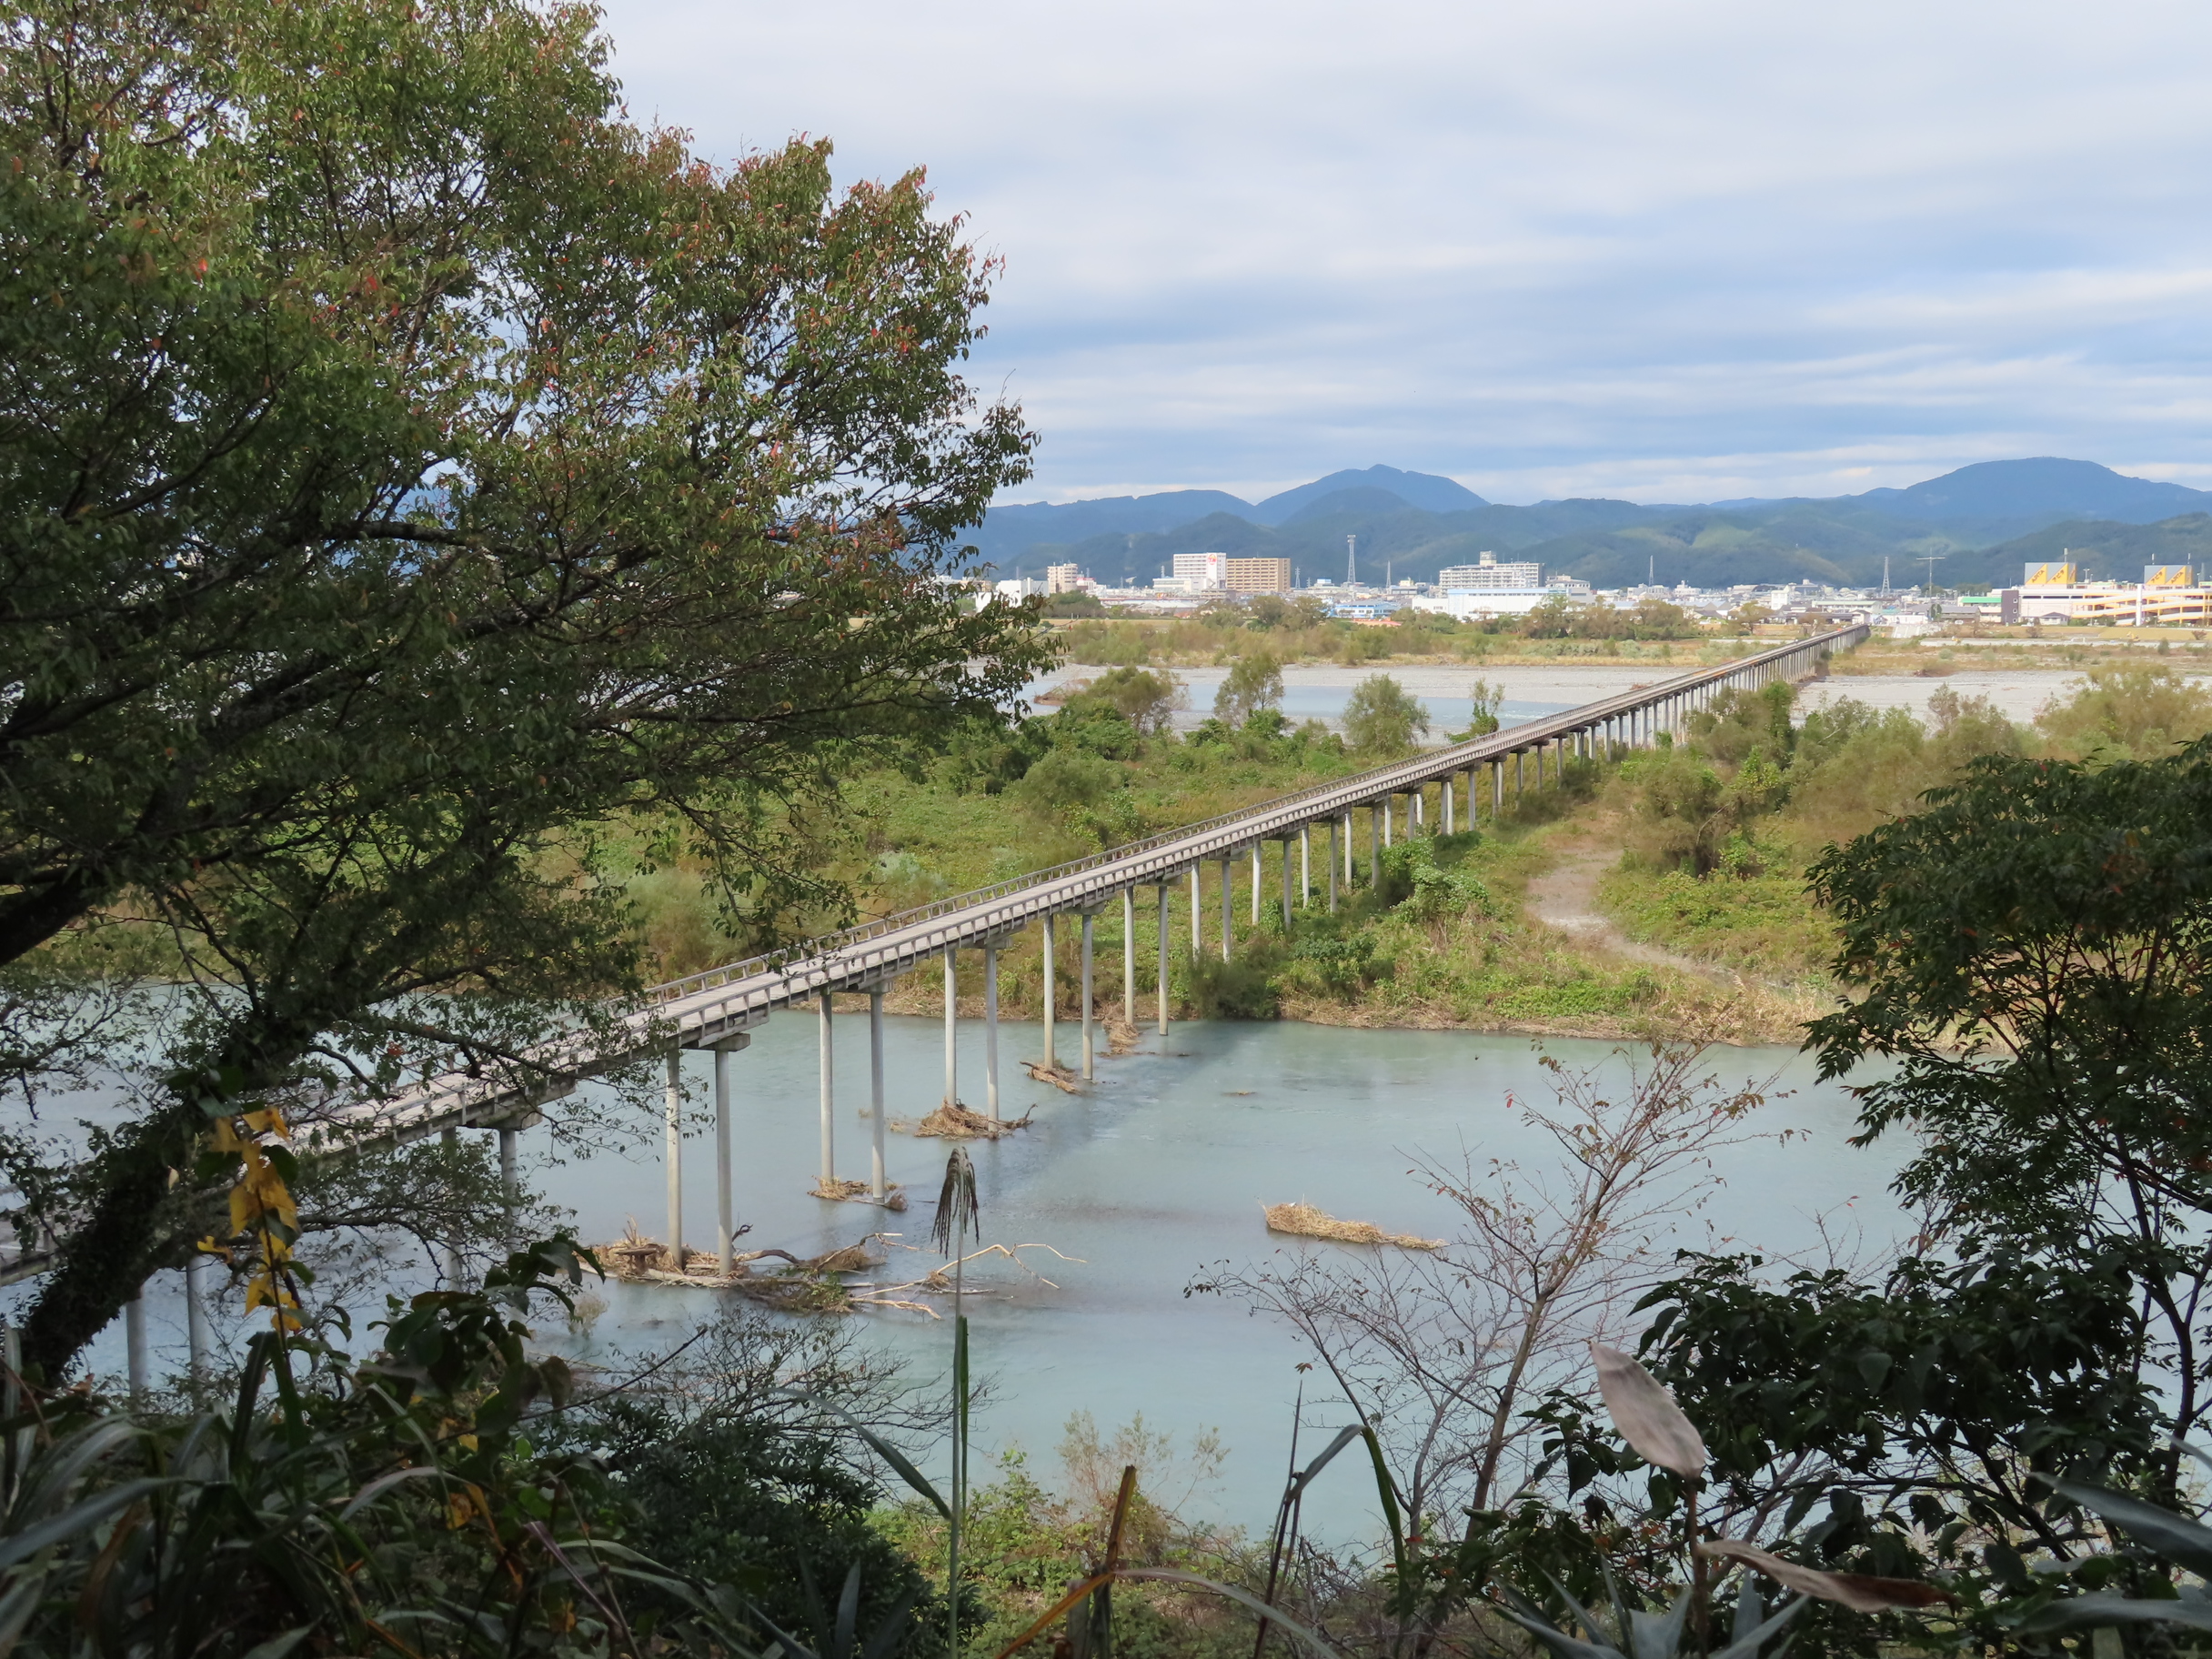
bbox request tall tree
[0,0,1050,1371]
[1806,742,2212,1494]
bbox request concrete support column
[1300,826,1312,906]
[1328,819,1340,912]
[1250,844,1262,925]
[1493,760,1503,816]
[1041,914,1058,1071]
[984,948,1000,1120]
[1281,836,1294,928]
[1413,786,1425,830]
[186,1254,212,1391]
[126,1296,146,1407]
[1156,886,1171,1036]
[817,991,835,1192]
[1340,811,1352,888]
[942,945,959,1108]
[1219,858,1233,960]
[870,992,888,1194]
[440,1125,464,1285]
[1122,889,1137,1018]
[1368,802,1380,882]
[715,1042,735,1272]
[666,1050,684,1264]
[1382,796,1393,847]
[1514,751,1523,799]
[1443,773,1455,834]
[1081,910,1096,1081]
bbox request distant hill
[1853,458,2212,530]
[1965,514,2212,585]
[1252,465,1486,524]
[965,457,2212,590]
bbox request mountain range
[970,459,2212,591]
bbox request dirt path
[1523,842,1727,980]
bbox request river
[68,1015,1911,1533]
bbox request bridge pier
[1042,914,1058,1071]
[1122,889,1136,1020]
[1368,801,1380,882]
[1219,856,1232,960]
[441,1125,465,1284]
[1382,795,1393,847]
[1189,865,1202,959]
[869,991,888,1196]
[1281,835,1294,927]
[1157,884,1171,1035]
[666,1051,685,1264]
[984,947,1000,1121]
[1328,819,1340,911]
[1300,826,1312,906]
[943,945,959,1108]
[1250,844,1261,925]
[1081,910,1096,1081]
[1443,772,1454,833]
[818,990,835,1197]
[186,1255,212,1390]
[126,1297,146,1408]
[714,1049,735,1267]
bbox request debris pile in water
[910,1102,1032,1139]
[1263,1202,1442,1252]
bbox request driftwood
[1263,1202,1443,1252]
[1022,1059,1082,1093]
[810,1177,907,1210]
[910,1102,1034,1140]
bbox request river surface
[1031,663,2121,742]
[74,1017,1911,1533]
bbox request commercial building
[1171,551,1227,589]
[1223,557,1292,595]
[1157,551,1291,596]
[1439,552,1543,589]
[1045,563,1083,595]
[2007,561,2212,626]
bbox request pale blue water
[1021,670,1573,745]
[73,1016,1908,1534]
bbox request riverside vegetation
[624,647,2212,1047]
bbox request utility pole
[1918,551,1946,594]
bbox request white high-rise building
[1171,551,1228,589]
[1438,551,1542,590]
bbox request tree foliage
[1806,742,2212,1490]
[1340,675,1428,757]
[0,0,1049,1372]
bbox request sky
[598,0,2212,506]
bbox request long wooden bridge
[12,626,1867,1387]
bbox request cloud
[599,0,2212,502]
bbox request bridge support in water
[943,946,959,1109]
[1122,890,1137,1021]
[1157,884,1171,1036]
[667,1051,685,1262]
[1081,910,1097,1081]
[867,995,888,1197]
[984,945,1000,1120]
[817,992,836,1197]
[1041,914,1058,1071]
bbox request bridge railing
[648,623,1865,1007]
